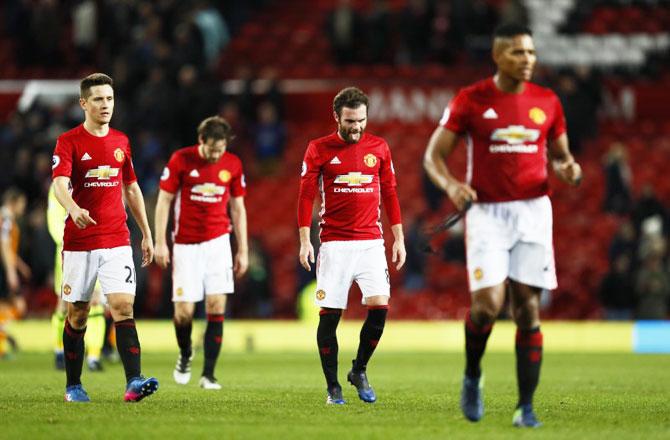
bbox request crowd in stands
[0,0,668,319]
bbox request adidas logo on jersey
[483,108,498,119]
[189,169,200,177]
[330,156,341,165]
[81,152,92,161]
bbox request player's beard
[339,126,364,144]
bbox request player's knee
[68,311,88,329]
[110,301,134,319]
[173,312,192,326]
[470,304,497,325]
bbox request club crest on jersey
[529,107,546,125]
[175,287,183,297]
[363,154,377,167]
[63,284,72,295]
[473,268,483,281]
[114,148,125,162]
[219,170,231,183]
[316,289,326,300]
[334,172,373,186]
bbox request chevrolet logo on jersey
[334,172,373,186]
[490,125,540,144]
[84,165,120,187]
[192,183,225,196]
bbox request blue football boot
[124,376,159,402]
[347,365,377,403]
[460,375,484,422]
[64,384,90,402]
[512,404,542,428]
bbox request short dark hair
[80,73,113,99]
[333,87,369,117]
[197,116,235,143]
[493,23,533,39]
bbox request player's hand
[299,241,315,271]
[392,239,406,270]
[556,160,583,186]
[154,241,170,269]
[141,236,154,267]
[70,206,97,229]
[446,181,477,211]
[234,250,249,277]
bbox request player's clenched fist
[446,181,477,212]
[154,241,170,268]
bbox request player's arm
[230,196,249,277]
[380,146,405,270]
[0,221,19,293]
[123,182,154,267]
[53,176,97,229]
[297,144,320,271]
[153,189,174,269]
[423,126,477,211]
[548,133,582,186]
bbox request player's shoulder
[525,81,559,100]
[57,125,83,143]
[108,127,130,143]
[308,132,339,149]
[456,78,494,100]
[362,132,388,148]
[222,150,243,167]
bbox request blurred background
[0,0,669,323]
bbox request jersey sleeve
[297,142,321,227]
[379,142,402,225]
[159,152,183,194]
[230,159,246,197]
[440,89,470,134]
[51,137,73,179]
[122,143,138,184]
[548,93,567,141]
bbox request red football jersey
[52,125,137,251]
[441,77,567,202]
[298,132,401,242]
[159,146,246,244]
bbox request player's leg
[509,280,543,427]
[51,296,67,369]
[199,234,234,389]
[349,241,391,403]
[61,250,98,402]
[318,307,343,404]
[173,301,195,384]
[200,294,227,389]
[314,241,353,405]
[507,196,556,427]
[85,284,105,371]
[51,246,65,369]
[461,202,513,421]
[100,246,157,402]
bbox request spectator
[602,141,633,214]
[397,0,431,64]
[253,101,286,175]
[327,0,362,65]
[632,184,668,237]
[634,235,670,320]
[364,0,392,63]
[193,1,230,70]
[599,254,635,320]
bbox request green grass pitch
[1,350,668,439]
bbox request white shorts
[315,239,390,309]
[465,196,557,292]
[61,246,135,303]
[172,234,234,302]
